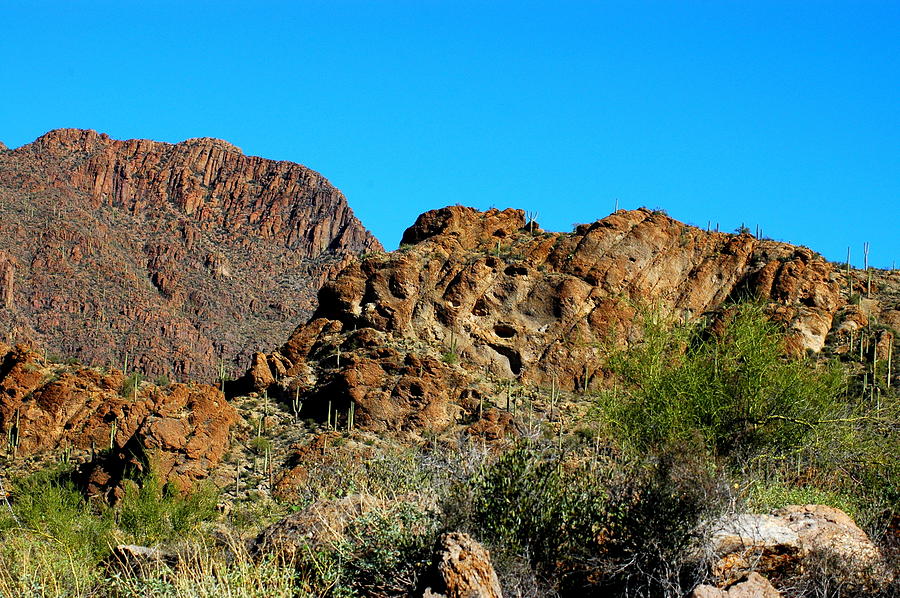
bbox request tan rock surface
[250,206,844,433]
[691,572,782,598]
[423,532,503,598]
[710,505,891,590]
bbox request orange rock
[0,344,237,499]
[250,206,845,433]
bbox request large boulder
[422,532,503,598]
[710,505,892,591]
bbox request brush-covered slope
[0,129,381,380]
[248,206,848,432]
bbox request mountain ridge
[0,128,381,380]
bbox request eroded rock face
[0,344,237,498]
[249,206,843,433]
[0,129,381,380]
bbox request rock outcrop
[0,343,237,498]
[0,129,381,380]
[248,206,844,433]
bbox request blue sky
[2,1,897,267]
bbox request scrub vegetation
[0,302,896,597]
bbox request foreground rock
[422,532,503,598]
[108,544,179,575]
[248,206,844,433]
[710,505,892,591]
[0,343,237,499]
[691,572,782,598]
[0,128,380,380]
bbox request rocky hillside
[248,206,864,432]
[0,129,381,380]
[0,205,896,597]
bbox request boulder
[423,532,503,598]
[710,505,891,590]
[108,544,179,575]
[691,572,782,598]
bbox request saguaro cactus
[1,262,13,309]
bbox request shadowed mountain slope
[0,129,381,380]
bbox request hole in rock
[472,298,490,316]
[488,343,522,376]
[494,324,517,338]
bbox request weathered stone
[109,544,179,574]
[423,532,503,598]
[691,572,782,598]
[251,206,845,433]
[710,505,891,590]
[0,344,237,498]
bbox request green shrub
[118,475,218,546]
[469,445,604,566]
[459,442,726,595]
[249,436,273,455]
[293,502,437,597]
[120,371,144,398]
[337,503,435,595]
[600,302,846,460]
[0,466,113,564]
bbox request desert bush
[118,475,218,546]
[600,302,846,461]
[455,441,728,596]
[0,465,221,596]
[101,541,303,598]
[248,435,273,455]
[469,445,604,566]
[291,501,437,597]
[0,467,113,595]
[120,371,144,398]
[0,466,113,563]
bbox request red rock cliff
[0,129,381,380]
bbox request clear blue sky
[3,1,897,267]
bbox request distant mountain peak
[0,128,381,380]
